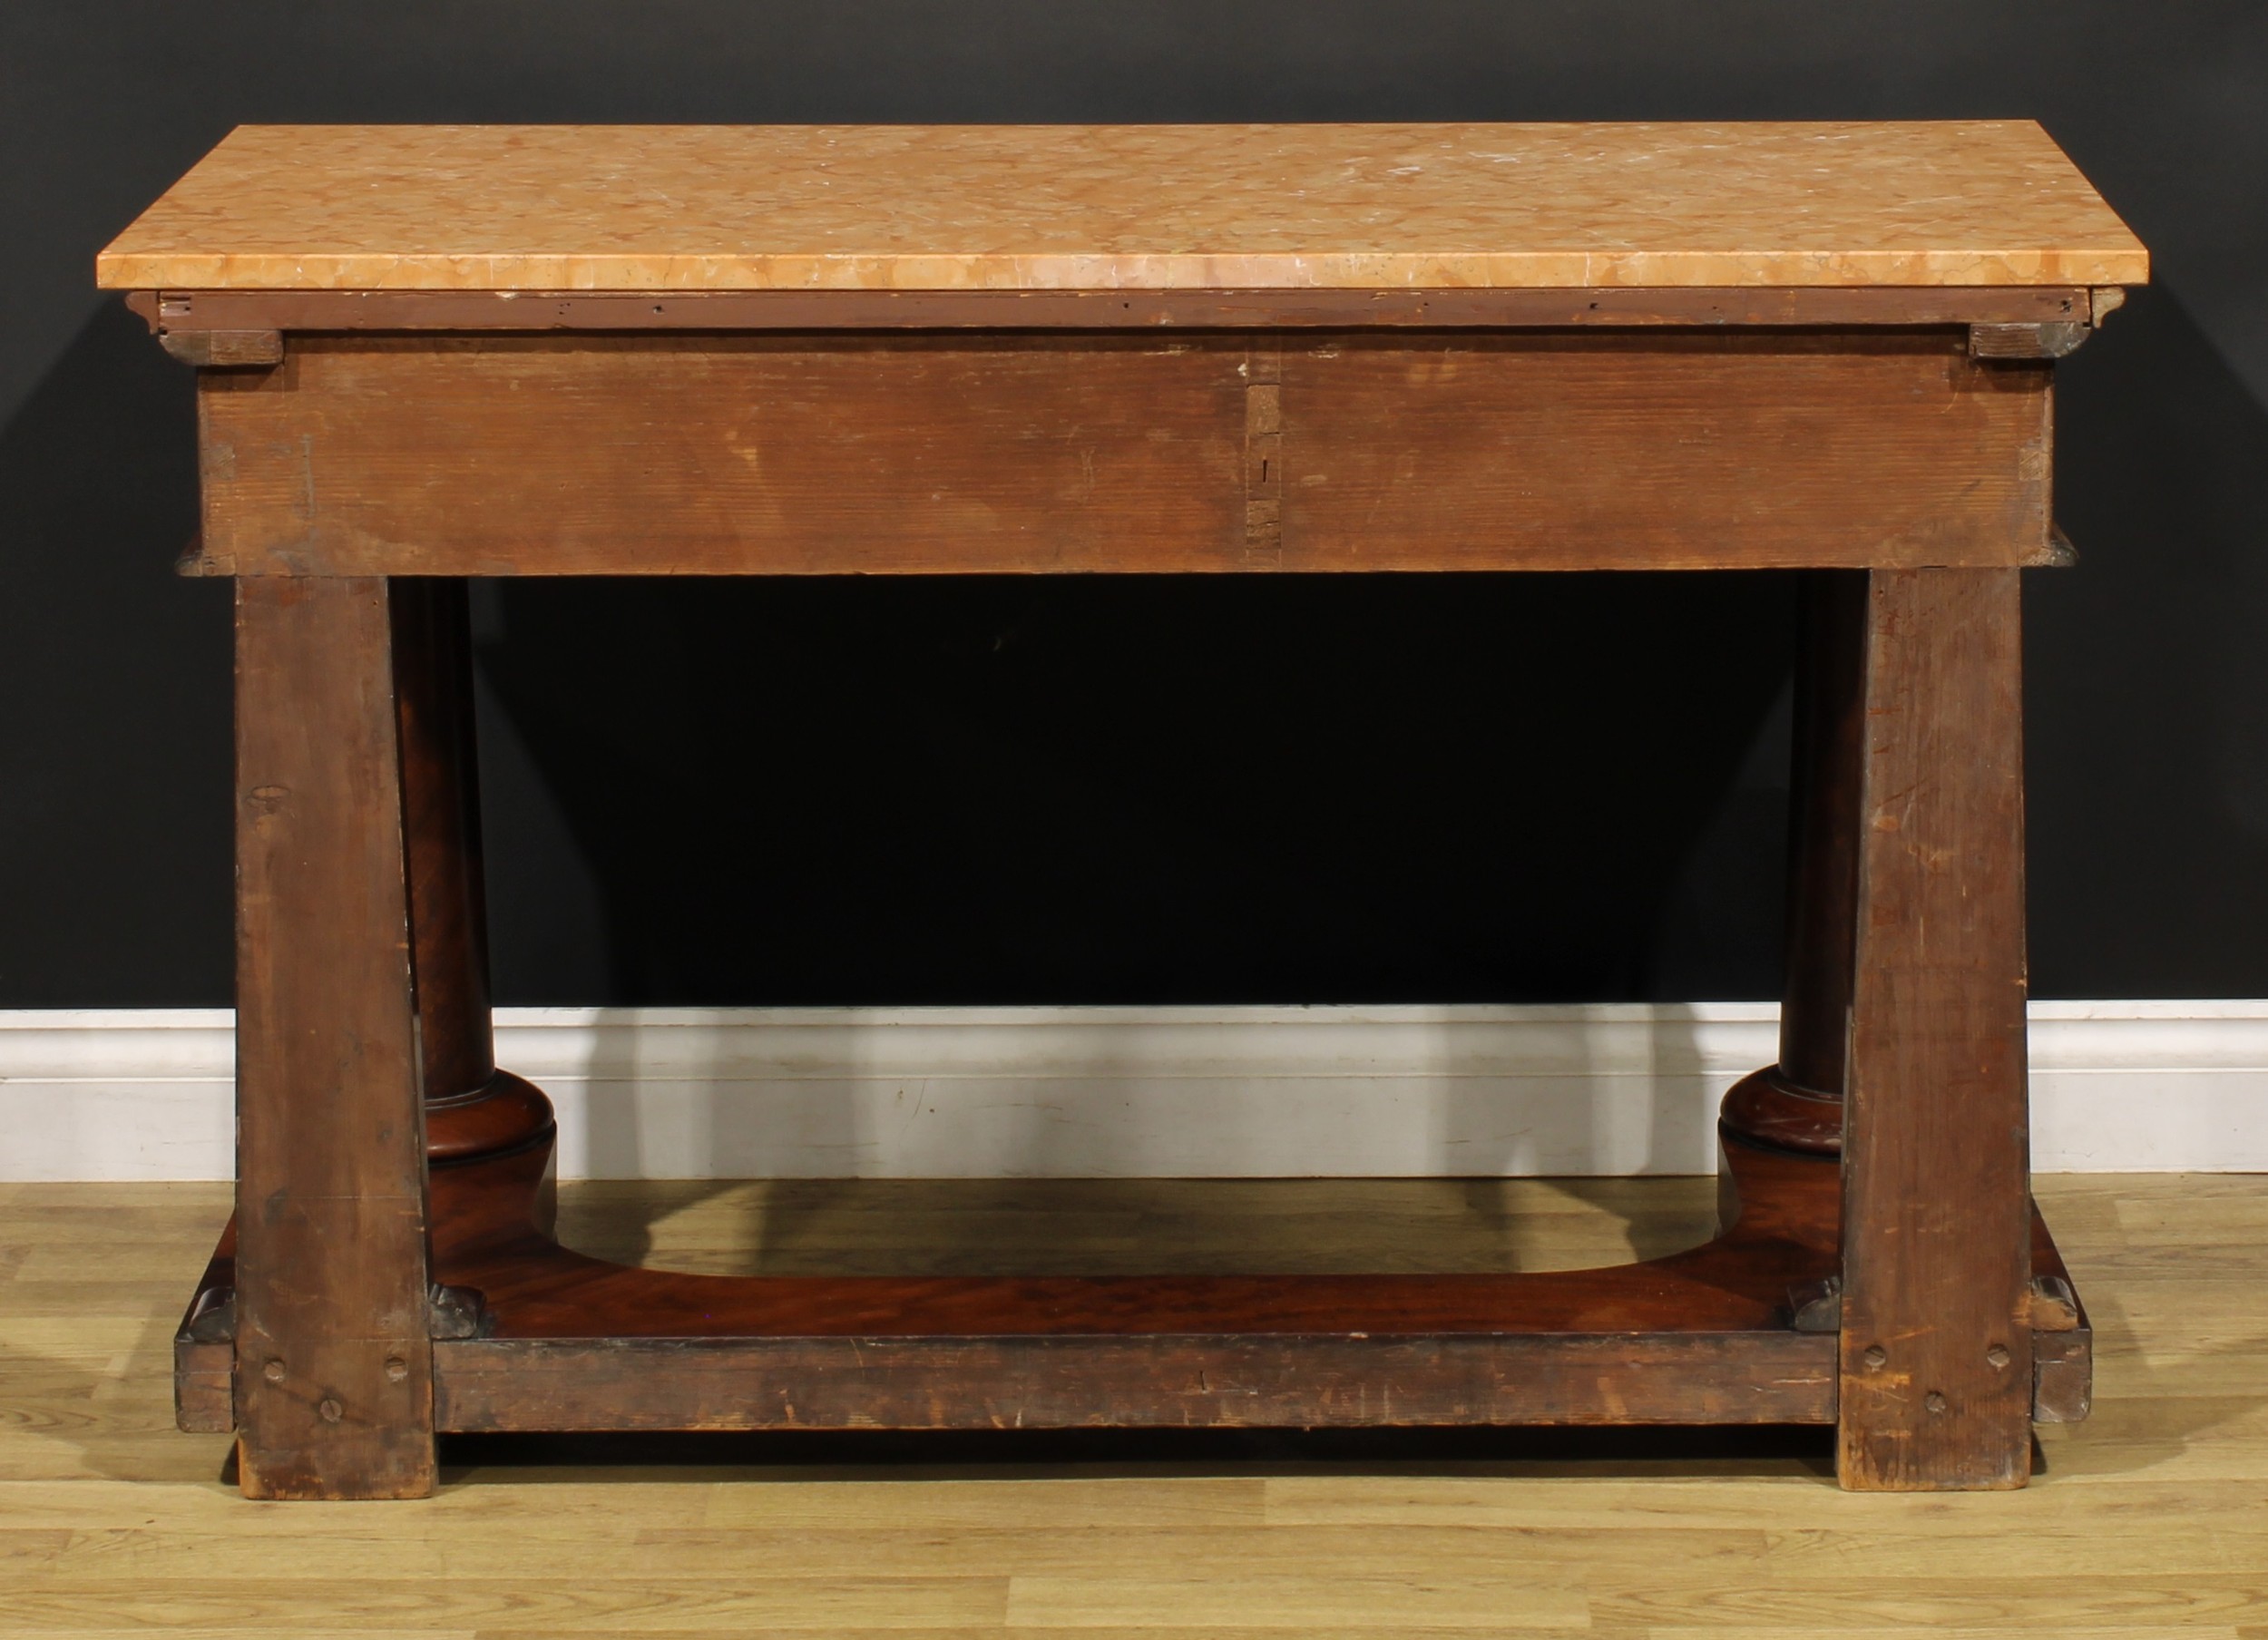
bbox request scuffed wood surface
[1272,334,2048,572]
[138,283,2097,333]
[231,579,435,1499]
[433,1333,1838,1433]
[424,1136,1838,1342]
[191,333,2050,577]
[1838,568,2035,1490]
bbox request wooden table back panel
[1276,334,2047,571]
[194,332,2048,577]
[199,336,1248,576]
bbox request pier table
[98,121,2147,1497]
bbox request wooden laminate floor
[1,1172,2263,1636]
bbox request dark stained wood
[1837,568,2034,1491]
[2030,1207,2094,1424]
[1275,335,2051,573]
[173,1342,235,1435]
[435,1332,1836,1433]
[1777,571,1872,1103]
[137,284,2095,336]
[391,580,493,1105]
[389,579,556,1163]
[147,206,2094,1487]
[194,336,1249,577]
[1242,344,1283,566]
[191,333,2052,578]
[1720,571,1869,1155]
[394,1133,1843,1432]
[425,1074,557,1167]
[1719,1066,1842,1157]
[1970,320,2089,360]
[173,1222,236,1434]
[180,1174,2101,1440]
[232,577,436,1499]
[157,327,282,367]
[433,1135,1834,1342]
[2032,1331,2091,1426]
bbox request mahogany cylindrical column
[391,578,554,1163]
[1721,570,1868,1155]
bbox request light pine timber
[0,1175,2263,1634]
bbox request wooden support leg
[1722,571,1867,1154]
[234,578,436,1499]
[1836,567,2033,1491]
[390,580,554,1168]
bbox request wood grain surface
[191,332,2052,577]
[431,1332,1838,1434]
[167,1144,2090,1443]
[390,580,494,1107]
[1720,571,1869,1155]
[391,579,558,1165]
[94,122,2148,291]
[423,1138,1833,1342]
[133,281,2103,334]
[2,1172,2257,1635]
[1270,334,2048,571]
[401,1136,1845,1432]
[1772,571,1870,1107]
[231,579,435,1499]
[1838,568,2034,1490]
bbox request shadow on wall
[0,301,229,1006]
[2031,286,2268,997]
[463,288,2268,1010]
[472,570,1797,1008]
[533,1001,1748,1271]
[6,286,2268,1016]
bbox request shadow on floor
[435,1422,1839,1487]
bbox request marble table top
[97,122,2146,292]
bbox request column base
[426,1069,556,1166]
[1720,1064,1843,1156]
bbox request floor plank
[0,1174,2261,1635]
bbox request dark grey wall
[5,3,2265,1007]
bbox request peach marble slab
[96,122,2146,293]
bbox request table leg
[391,580,555,1175]
[233,578,436,1499]
[1722,571,1867,1154]
[1836,567,2033,1490]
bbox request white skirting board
[3,1001,2264,1182]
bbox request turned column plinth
[1718,571,1867,1160]
[1722,1065,1843,1156]
[394,578,556,1168]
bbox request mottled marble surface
[96,122,2147,292]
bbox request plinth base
[1720,1064,1845,1156]
[176,1086,2093,1443]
